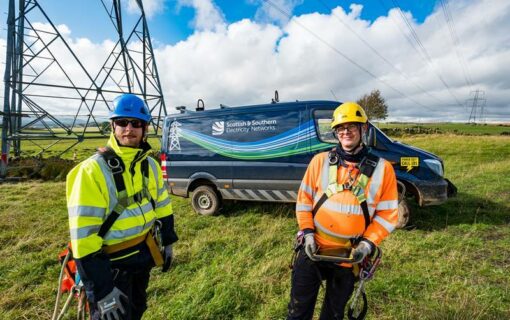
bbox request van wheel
[396,199,410,229]
[191,185,220,216]
[395,181,410,229]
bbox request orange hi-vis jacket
[296,151,398,250]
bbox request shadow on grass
[405,192,510,231]
[215,191,509,232]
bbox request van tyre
[396,198,410,229]
[192,185,221,216]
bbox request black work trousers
[89,265,152,320]
[287,250,355,320]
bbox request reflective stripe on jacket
[66,134,173,259]
[296,152,398,249]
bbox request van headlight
[424,159,443,177]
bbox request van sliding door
[229,108,308,203]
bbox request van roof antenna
[176,106,187,114]
[271,90,279,104]
[196,99,205,111]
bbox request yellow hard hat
[330,102,368,129]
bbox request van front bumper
[409,178,457,206]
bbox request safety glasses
[335,123,359,134]
[113,118,145,128]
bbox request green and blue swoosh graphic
[178,120,332,159]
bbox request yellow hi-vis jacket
[66,134,173,259]
[296,152,398,249]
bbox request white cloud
[1,0,509,122]
[177,0,226,32]
[156,0,510,122]
[126,0,166,18]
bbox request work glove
[161,245,173,272]
[97,287,128,320]
[303,233,317,261]
[352,240,372,263]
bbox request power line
[439,0,474,91]
[317,0,446,105]
[263,0,435,111]
[376,0,430,65]
[389,0,464,107]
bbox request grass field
[0,133,509,319]
[376,122,510,136]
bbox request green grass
[10,136,162,161]
[0,134,509,319]
[377,122,510,135]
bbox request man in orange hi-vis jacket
[287,102,398,320]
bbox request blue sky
[16,0,439,45]
[1,0,508,122]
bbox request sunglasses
[113,119,145,128]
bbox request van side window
[313,110,336,144]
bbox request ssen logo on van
[212,121,225,135]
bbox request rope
[51,250,71,320]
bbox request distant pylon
[467,90,487,124]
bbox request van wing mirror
[366,127,376,148]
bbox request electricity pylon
[467,90,487,124]
[1,0,167,177]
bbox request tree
[356,89,388,121]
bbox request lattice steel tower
[467,90,487,124]
[1,0,168,177]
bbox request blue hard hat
[109,94,151,122]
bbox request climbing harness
[52,147,161,319]
[97,147,154,238]
[290,147,384,319]
[313,148,379,229]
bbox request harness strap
[312,193,328,218]
[360,202,370,230]
[102,233,146,255]
[100,147,126,192]
[142,159,156,209]
[359,153,379,178]
[145,231,164,266]
[96,147,152,238]
[312,149,380,231]
[97,211,121,238]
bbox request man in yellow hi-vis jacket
[67,94,178,320]
[287,102,398,319]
